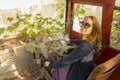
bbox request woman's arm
[65,38,83,44]
[48,42,91,68]
[70,39,83,44]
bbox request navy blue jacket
[48,39,101,80]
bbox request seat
[87,53,120,80]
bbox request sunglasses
[79,21,91,28]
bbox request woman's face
[80,17,93,35]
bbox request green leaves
[0,28,5,34]
[74,4,86,20]
[20,26,28,35]
[1,12,65,41]
[27,45,35,53]
[7,26,15,32]
[113,10,120,28]
[27,30,36,38]
[110,10,120,49]
[7,17,13,22]
[76,8,85,16]
[12,22,20,28]
[54,0,66,19]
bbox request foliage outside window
[110,10,120,50]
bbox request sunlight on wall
[43,0,55,5]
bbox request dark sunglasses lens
[79,21,91,28]
[84,23,91,28]
[79,21,84,24]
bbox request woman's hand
[64,38,70,42]
[45,61,50,67]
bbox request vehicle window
[72,4,103,33]
[110,9,120,50]
[110,0,120,50]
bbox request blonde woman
[46,16,102,80]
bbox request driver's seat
[87,53,120,80]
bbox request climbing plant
[0,13,65,42]
[74,4,86,20]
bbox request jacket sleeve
[48,42,91,68]
[70,39,83,44]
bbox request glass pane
[115,0,120,7]
[72,4,103,33]
[110,10,120,50]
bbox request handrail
[87,53,120,80]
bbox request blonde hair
[80,16,102,50]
